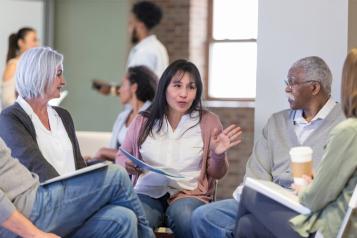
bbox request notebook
[244,177,311,215]
[40,162,110,185]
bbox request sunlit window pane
[213,0,258,40]
[209,42,257,99]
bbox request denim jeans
[138,194,205,238]
[191,198,239,238]
[0,165,154,238]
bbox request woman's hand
[291,175,313,195]
[210,124,242,155]
[125,160,142,175]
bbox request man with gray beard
[191,56,345,238]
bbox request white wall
[0,0,44,75]
[254,0,348,139]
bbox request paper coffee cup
[289,146,313,186]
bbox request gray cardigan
[0,102,86,182]
[245,103,345,187]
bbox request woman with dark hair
[92,65,158,161]
[116,59,242,238]
[1,27,38,109]
[235,50,357,238]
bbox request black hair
[138,59,203,145]
[6,27,35,63]
[132,1,162,30]
[127,65,158,102]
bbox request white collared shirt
[134,112,203,198]
[292,97,336,144]
[127,35,169,77]
[17,96,75,175]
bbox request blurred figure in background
[127,0,169,78]
[90,65,157,162]
[92,1,168,96]
[1,27,39,109]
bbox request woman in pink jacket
[116,59,242,238]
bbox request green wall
[54,0,130,131]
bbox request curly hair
[132,1,162,30]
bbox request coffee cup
[289,146,313,186]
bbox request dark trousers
[234,187,304,238]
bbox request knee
[103,206,137,227]
[108,165,131,184]
[191,205,208,225]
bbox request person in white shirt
[0,47,86,182]
[127,1,169,78]
[191,56,345,238]
[116,59,242,238]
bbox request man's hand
[2,211,61,238]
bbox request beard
[131,28,139,44]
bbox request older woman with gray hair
[0,47,86,182]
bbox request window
[207,0,258,99]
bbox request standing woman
[116,59,242,238]
[0,47,86,182]
[1,27,39,109]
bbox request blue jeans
[138,194,205,238]
[1,165,154,238]
[191,199,239,238]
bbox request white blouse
[17,97,76,175]
[134,112,203,198]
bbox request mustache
[286,93,295,101]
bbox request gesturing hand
[210,124,242,155]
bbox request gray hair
[16,47,63,99]
[291,56,332,94]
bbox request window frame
[204,0,257,101]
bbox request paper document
[41,162,110,186]
[119,147,184,178]
[244,177,311,215]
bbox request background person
[127,1,169,77]
[1,27,39,109]
[91,66,157,162]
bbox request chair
[76,131,112,157]
[336,184,357,238]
